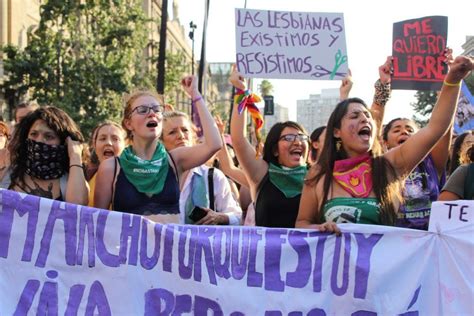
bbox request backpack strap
[463,163,474,199]
[208,167,215,211]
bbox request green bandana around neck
[268,163,307,198]
[119,143,169,195]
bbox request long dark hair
[449,130,473,175]
[262,121,308,166]
[305,98,402,225]
[310,125,326,162]
[8,106,84,187]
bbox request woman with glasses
[93,75,221,223]
[229,68,309,228]
[296,55,473,234]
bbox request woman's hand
[181,75,200,99]
[229,64,247,91]
[339,69,353,100]
[316,222,341,236]
[215,115,226,135]
[445,55,473,84]
[195,207,229,225]
[66,136,83,165]
[379,56,393,84]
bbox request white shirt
[179,165,242,225]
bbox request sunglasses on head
[279,134,309,142]
[131,104,164,115]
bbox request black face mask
[25,138,67,180]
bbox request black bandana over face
[25,138,68,180]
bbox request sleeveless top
[113,158,180,222]
[322,197,380,225]
[254,172,300,228]
[396,154,445,230]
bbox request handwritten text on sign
[235,8,348,80]
[391,16,448,91]
[1,190,473,314]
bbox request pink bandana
[333,153,373,198]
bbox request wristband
[69,164,84,170]
[191,96,203,104]
[373,79,391,107]
[443,80,461,87]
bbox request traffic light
[264,95,274,115]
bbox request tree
[411,77,474,127]
[259,80,273,96]
[1,1,150,137]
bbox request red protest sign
[391,16,448,91]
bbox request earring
[336,139,342,152]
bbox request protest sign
[454,81,474,134]
[391,16,448,91]
[235,8,348,80]
[0,189,472,315]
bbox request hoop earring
[336,139,342,152]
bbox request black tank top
[254,173,300,228]
[113,159,180,216]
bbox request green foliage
[259,80,273,96]
[1,0,152,138]
[411,75,474,127]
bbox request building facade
[0,0,222,119]
[296,88,340,134]
[461,36,474,56]
[263,102,289,134]
[0,0,42,119]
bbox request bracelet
[443,80,461,87]
[373,79,391,107]
[191,95,203,104]
[69,164,84,170]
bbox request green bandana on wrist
[119,143,169,195]
[268,163,307,198]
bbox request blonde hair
[122,89,164,139]
[161,111,197,144]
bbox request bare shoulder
[97,157,118,176]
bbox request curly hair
[8,106,84,187]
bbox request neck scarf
[119,143,169,195]
[25,139,67,180]
[184,169,209,224]
[268,163,307,198]
[333,153,373,198]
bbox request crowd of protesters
[0,54,472,233]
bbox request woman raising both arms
[296,55,473,233]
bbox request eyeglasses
[131,104,164,115]
[279,134,309,142]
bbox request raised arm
[339,69,353,100]
[65,137,89,205]
[229,66,268,189]
[169,75,222,175]
[215,115,250,188]
[385,55,474,177]
[429,49,455,178]
[370,56,392,137]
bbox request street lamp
[188,21,197,75]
